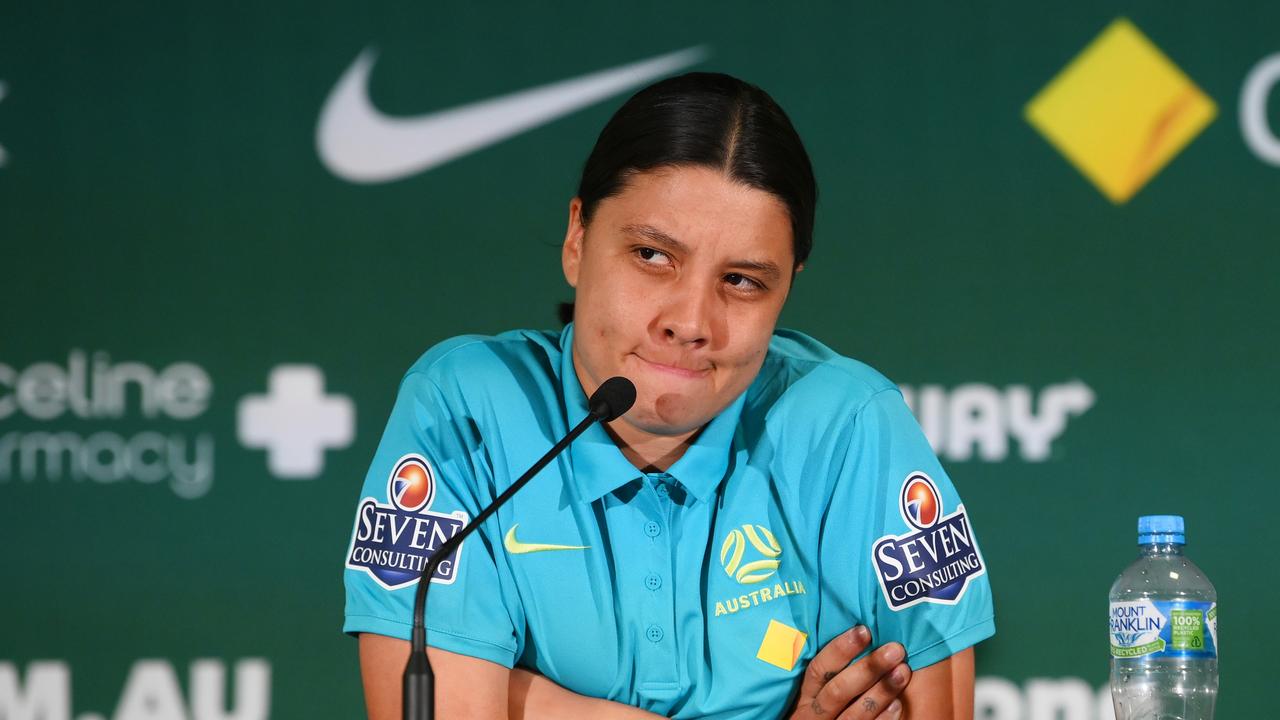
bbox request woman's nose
[655,283,714,347]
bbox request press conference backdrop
[2,1,1277,718]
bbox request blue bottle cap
[1138,515,1185,545]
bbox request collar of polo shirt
[559,323,748,505]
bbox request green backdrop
[2,2,1277,718]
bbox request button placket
[637,502,676,686]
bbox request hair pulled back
[576,71,816,267]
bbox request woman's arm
[899,648,974,720]
[359,633,662,720]
[361,630,928,719]
[360,634,509,720]
[508,668,664,720]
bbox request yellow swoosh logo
[503,524,590,555]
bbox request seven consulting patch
[346,454,469,589]
[872,472,986,610]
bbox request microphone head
[588,376,636,422]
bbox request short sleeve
[342,366,526,668]
[823,388,995,671]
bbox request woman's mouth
[633,354,712,379]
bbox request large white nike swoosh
[316,46,708,183]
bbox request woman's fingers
[798,626,872,701]
[810,642,906,717]
[835,663,911,720]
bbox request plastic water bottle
[1109,515,1218,719]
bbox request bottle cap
[1138,515,1185,545]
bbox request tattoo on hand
[822,671,838,683]
[862,697,878,712]
[810,698,825,715]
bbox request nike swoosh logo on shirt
[503,524,590,555]
[316,45,708,183]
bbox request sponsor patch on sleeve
[872,472,986,611]
[346,454,468,590]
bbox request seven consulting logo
[346,453,469,589]
[237,364,355,479]
[316,46,706,182]
[389,453,435,511]
[902,475,940,527]
[1025,17,1217,204]
[872,472,986,611]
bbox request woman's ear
[562,197,586,288]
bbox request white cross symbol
[237,365,355,479]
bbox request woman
[345,72,994,719]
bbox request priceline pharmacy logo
[0,351,354,498]
[0,351,215,498]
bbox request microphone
[588,376,636,422]
[403,375,636,719]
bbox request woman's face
[562,165,797,438]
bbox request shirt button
[655,483,669,497]
[644,573,663,591]
[645,625,664,643]
[643,521,661,537]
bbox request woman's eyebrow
[621,223,782,281]
[622,223,689,253]
[727,258,782,281]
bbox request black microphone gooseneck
[402,376,636,720]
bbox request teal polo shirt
[343,324,995,718]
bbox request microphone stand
[403,380,632,720]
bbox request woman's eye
[635,247,671,265]
[725,273,763,291]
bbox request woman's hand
[787,626,911,720]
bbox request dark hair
[580,72,815,262]
[559,72,817,325]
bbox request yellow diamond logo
[1025,17,1217,204]
[756,619,808,671]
